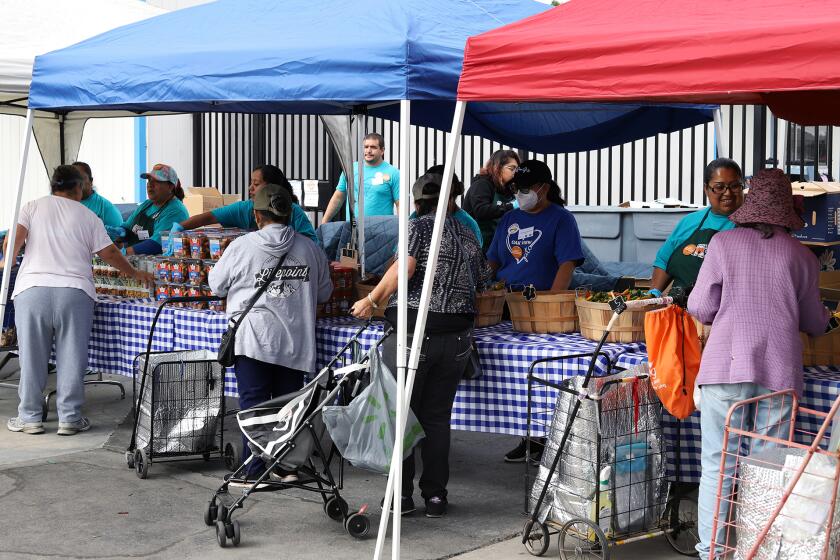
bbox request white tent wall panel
[75,117,136,204]
[147,114,194,190]
[0,115,135,229]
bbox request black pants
[234,355,306,477]
[383,328,472,501]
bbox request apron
[123,198,172,246]
[665,208,719,290]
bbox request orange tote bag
[644,305,702,420]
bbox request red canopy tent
[457,0,840,125]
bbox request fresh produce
[579,289,652,303]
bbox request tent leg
[373,99,412,560]
[0,109,34,325]
[713,108,728,158]
[59,115,66,165]
[357,114,367,278]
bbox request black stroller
[205,320,388,548]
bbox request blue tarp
[28,0,715,152]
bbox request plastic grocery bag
[322,349,425,473]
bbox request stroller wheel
[558,518,609,560]
[664,496,700,556]
[125,450,135,469]
[324,496,348,521]
[223,442,240,472]
[216,505,228,523]
[215,521,227,548]
[344,512,370,539]
[134,449,149,479]
[204,501,218,527]
[522,520,550,557]
[230,520,241,547]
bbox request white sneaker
[57,417,91,436]
[7,417,45,434]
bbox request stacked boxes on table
[154,228,245,311]
[93,255,155,298]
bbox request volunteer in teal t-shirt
[172,164,317,245]
[650,158,745,293]
[72,161,123,227]
[123,163,190,255]
[322,133,400,222]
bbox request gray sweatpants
[14,287,95,424]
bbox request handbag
[450,222,483,380]
[217,251,290,367]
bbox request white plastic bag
[322,349,425,473]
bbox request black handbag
[451,224,483,381]
[217,252,289,367]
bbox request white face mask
[515,189,539,211]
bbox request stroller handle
[622,296,673,309]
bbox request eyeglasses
[503,164,518,172]
[705,182,744,195]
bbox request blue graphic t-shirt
[487,205,585,291]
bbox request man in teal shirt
[322,133,400,222]
[171,164,318,245]
[72,162,123,227]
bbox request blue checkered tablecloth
[615,352,840,483]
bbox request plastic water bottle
[596,466,612,536]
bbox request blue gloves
[648,288,663,298]
[120,247,127,256]
[105,225,126,241]
[163,223,184,256]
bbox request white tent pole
[373,99,411,560]
[0,109,34,326]
[357,114,366,277]
[777,117,788,171]
[713,108,728,158]
[403,100,466,403]
[346,117,357,251]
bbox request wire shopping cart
[522,295,699,559]
[125,296,235,479]
[710,389,840,559]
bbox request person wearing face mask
[486,160,585,464]
[463,150,520,251]
[168,164,318,245]
[649,158,745,297]
[487,160,585,294]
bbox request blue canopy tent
[6,1,716,555]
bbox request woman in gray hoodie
[209,183,333,483]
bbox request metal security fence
[192,107,840,206]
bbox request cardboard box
[183,187,225,216]
[792,181,840,242]
[222,194,241,206]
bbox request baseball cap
[411,165,463,201]
[512,160,553,188]
[140,163,179,185]
[253,183,292,218]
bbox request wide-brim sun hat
[729,168,805,231]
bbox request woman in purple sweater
[687,168,830,558]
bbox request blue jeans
[234,355,305,477]
[696,382,793,558]
[14,287,95,424]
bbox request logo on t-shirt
[254,255,310,299]
[506,223,543,264]
[681,243,708,259]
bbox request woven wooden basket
[475,290,505,328]
[576,298,663,343]
[355,278,385,318]
[801,331,840,366]
[505,291,577,334]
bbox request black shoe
[504,438,544,463]
[425,496,448,518]
[380,495,416,515]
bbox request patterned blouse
[387,214,489,315]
